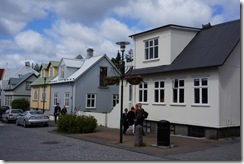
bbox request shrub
[11,98,30,111]
[57,114,97,133]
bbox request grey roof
[130,19,240,75]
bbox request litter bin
[157,120,170,146]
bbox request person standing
[122,108,129,135]
[135,103,147,136]
[61,105,67,115]
[127,106,136,135]
[54,103,61,123]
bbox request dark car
[0,106,10,121]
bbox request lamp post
[43,77,46,113]
[116,41,130,143]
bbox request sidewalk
[48,121,240,158]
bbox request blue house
[49,48,120,115]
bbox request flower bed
[103,76,120,85]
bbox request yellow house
[30,61,59,112]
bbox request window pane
[173,89,177,103]
[154,39,158,45]
[150,40,153,46]
[145,41,148,47]
[202,88,208,103]
[202,78,208,86]
[145,49,148,59]
[155,82,159,88]
[179,80,184,87]
[139,90,142,102]
[144,83,148,88]
[160,81,164,88]
[144,90,148,102]
[194,79,199,86]
[154,46,158,58]
[160,90,164,102]
[150,47,153,59]
[194,88,200,103]
[179,89,184,103]
[155,90,159,102]
[174,80,178,88]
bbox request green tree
[11,98,30,111]
[32,63,40,72]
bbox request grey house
[49,48,120,115]
[4,72,38,108]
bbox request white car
[2,109,23,123]
[16,110,49,127]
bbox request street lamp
[116,41,130,143]
[43,77,46,113]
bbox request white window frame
[139,82,148,103]
[172,79,185,105]
[61,65,65,79]
[86,93,96,108]
[41,87,46,102]
[64,92,70,107]
[154,81,165,104]
[33,88,38,100]
[26,81,31,90]
[112,94,119,107]
[193,78,209,106]
[144,38,159,60]
[53,92,58,106]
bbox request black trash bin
[157,120,170,146]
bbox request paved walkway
[48,121,241,161]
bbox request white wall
[218,42,240,127]
[132,27,198,69]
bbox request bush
[57,114,97,133]
[11,98,30,111]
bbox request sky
[0,0,241,70]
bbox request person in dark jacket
[135,103,148,136]
[54,103,61,123]
[61,105,67,115]
[127,107,136,134]
[122,108,129,135]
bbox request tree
[32,63,40,72]
[11,98,30,111]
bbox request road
[0,123,165,161]
[0,122,241,162]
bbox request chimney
[86,48,94,59]
[25,61,30,67]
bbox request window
[112,94,119,107]
[33,88,38,100]
[5,95,12,106]
[64,92,70,107]
[86,93,96,108]
[53,92,58,106]
[154,81,165,103]
[50,66,53,77]
[172,79,184,103]
[100,67,107,86]
[194,78,208,104]
[41,87,46,102]
[139,82,148,102]
[41,69,45,78]
[61,65,65,78]
[145,38,158,60]
[26,81,31,90]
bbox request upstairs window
[33,88,38,100]
[26,81,31,90]
[50,66,53,77]
[60,65,65,79]
[100,67,107,87]
[145,38,158,60]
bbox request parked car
[2,109,23,123]
[16,110,49,127]
[0,106,10,121]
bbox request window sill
[170,103,186,106]
[191,104,210,107]
[143,58,160,63]
[152,103,166,106]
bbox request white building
[122,20,240,138]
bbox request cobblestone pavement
[48,121,241,161]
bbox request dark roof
[130,19,240,75]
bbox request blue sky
[0,0,241,69]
